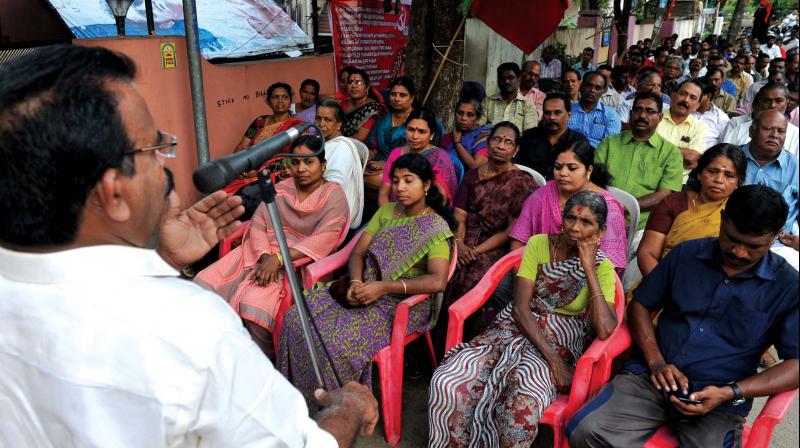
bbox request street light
[105,0,135,37]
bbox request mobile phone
[672,393,703,405]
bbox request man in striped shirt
[539,45,562,81]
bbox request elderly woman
[429,191,619,448]
[314,98,369,230]
[510,140,628,272]
[195,136,349,358]
[277,153,456,401]
[440,98,493,173]
[446,121,536,309]
[378,109,458,206]
[223,82,304,218]
[340,67,386,142]
[636,144,746,278]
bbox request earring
[425,189,429,196]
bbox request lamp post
[105,0,134,37]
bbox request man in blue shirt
[568,71,622,147]
[567,185,799,448]
[741,110,799,235]
[571,47,596,79]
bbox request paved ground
[354,373,799,447]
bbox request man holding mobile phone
[567,185,799,447]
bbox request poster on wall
[47,0,313,60]
[601,15,612,47]
[329,0,412,91]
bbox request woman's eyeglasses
[490,136,516,148]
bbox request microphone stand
[256,159,326,390]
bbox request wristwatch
[727,382,746,406]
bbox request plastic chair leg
[549,421,564,448]
[425,331,438,370]
[375,348,403,446]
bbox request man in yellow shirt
[727,55,754,105]
[656,80,708,181]
[482,62,538,131]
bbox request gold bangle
[275,253,284,267]
[400,279,407,295]
[589,293,604,301]
[349,279,363,284]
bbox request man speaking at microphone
[0,45,377,447]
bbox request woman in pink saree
[195,136,349,358]
[510,141,628,272]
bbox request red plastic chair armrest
[219,220,251,258]
[391,293,430,348]
[302,231,363,289]
[444,248,524,352]
[292,257,312,269]
[563,276,630,420]
[745,388,799,448]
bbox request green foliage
[553,42,582,68]
[458,0,473,16]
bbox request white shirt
[600,88,625,117]
[721,113,799,158]
[760,44,783,60]
[739,80,767,108]
[693,104,730,149]
[0,245,336,448]
[324,135,368,229]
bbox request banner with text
[330,0,412,91]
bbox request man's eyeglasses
[123,131,177,158]
[348,79,366,86]
[631,107,660,116]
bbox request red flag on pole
[468,0,570,54]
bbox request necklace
[550,234,563,261]
[392,109,411,127]
[402,206,430,217]
[691,191,705,208]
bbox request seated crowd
[1,33,798,447]
[197,31,799,446]
[209,30,798,447]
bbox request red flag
[469,0,569,54]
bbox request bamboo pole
[422,14,467,107]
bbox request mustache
[164,168,174,198]
[677,101,689,108]
[723,251,752,266]
[635,119,649,125]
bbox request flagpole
[422,14,467,107]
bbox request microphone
[192,123,315,194]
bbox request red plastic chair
[575,321,800,448]
[219,219,347,348]
[444,248,626,448]
[303,235,458,446]
[642,386,799,447]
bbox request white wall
[464,18,524,97]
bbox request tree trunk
[613,0,633,57]
[726,0,748,44]
[650,0,671,47]
[404,0,465,129]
